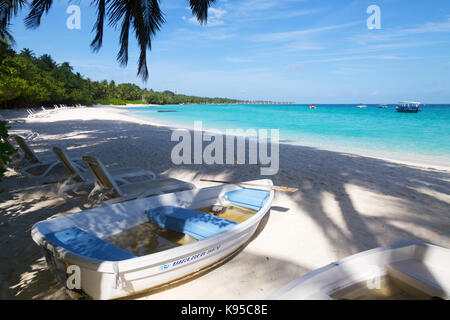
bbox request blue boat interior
[225,188,270,211]
[45,227,137,261]
[44,188,270,261]
[145,188,269,239]
[146,206,238,240]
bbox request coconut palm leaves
[0,0,27,45]
[1,0,216,81]
[189,0,216,23]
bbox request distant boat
[357,104,368,109]
[396,101,423,113]
[379,104,388,109]
[310,104,317,109]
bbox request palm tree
[19,48,35,59]
[1,0,217,81]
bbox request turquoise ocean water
[124,104,450,165]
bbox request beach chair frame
[82,156,194,205]
[53,146,91,198]
[11,135,81,179]
[55,148,160,201]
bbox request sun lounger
[1,136,25,171]
[53,146,157,200]
[10,135,83,178]
[27,109,37,119]
[82,156,195,205]
[0,138,18,173]
[0,114,24,125]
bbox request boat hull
[396,107,420,113]
[269,242,450,300]
[32,180,274,300]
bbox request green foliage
[143,90,240,105]
[0,47,95,108]
[95,98,146,106]
[0,120,16,180]
[0,47,241,108]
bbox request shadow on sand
[1,115,449,299]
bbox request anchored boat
[270,242,450,300]
[396,101,423,113]
[32,179,274,300]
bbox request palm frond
[106,0,165,81]
[0,0,27,44]
[90,0,106,52]
[24,0,54,29]
[2,0,216,82]
[0,24,15,46]
[189,0,216,24]
[132,0,165,80]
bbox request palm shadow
[1,113,449,299]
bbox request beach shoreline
[1,106,449,300]
[108,105,450,171]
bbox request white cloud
[284,64,303,72]
[294,55,406,65]
[251,21,360,42]
[352,18,450,45]
[225,57,252,63]
[220,0,321,22]
[184,7,227,27]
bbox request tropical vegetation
[0,45,241,108]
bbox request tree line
[0,44,242,109]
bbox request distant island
[0,45,293,108]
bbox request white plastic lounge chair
[0,136,21,173]
[27,109,37,119]
[10,135,83,178]
[82,156,195,205]
[27,108,49,119]
[1,136,26,171]
[40,106,54,117]
[53,147,156,200]
[22,130,40,141]
[1,114,24,125]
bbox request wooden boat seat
[225,188,270,211]
[146,206,238,240]
[45,227,136,261]
[387,259,450,299]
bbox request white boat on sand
[270,242,450,300]
[32,179,274,300]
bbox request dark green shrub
[0,120,17,180]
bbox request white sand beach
[1,106,449,300]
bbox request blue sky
[8,0,450,103]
